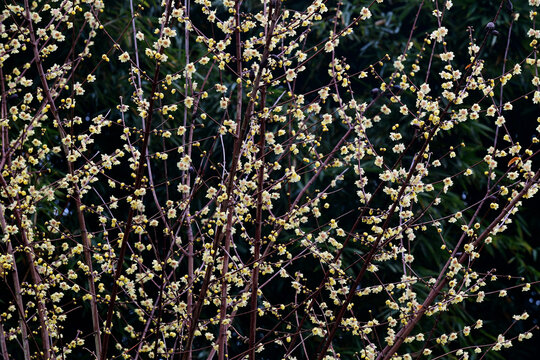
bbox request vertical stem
[73,189,102,358]
[8,245,32,360]
[100,0,179,356]
[0,205,31,360]
[0,322,8,360]
[0,47,31,360]
[249,89,266,360]
[23,0,102,354]
[20,2,58,356]
[218,1,245,358]
[2,193,51,359]
[183,2,194,360]
[217,217,233,360]
[100,64,160,360]
[0,58,7,169]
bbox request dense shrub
[1,1,539,359]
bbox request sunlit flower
[118,52,130,62]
